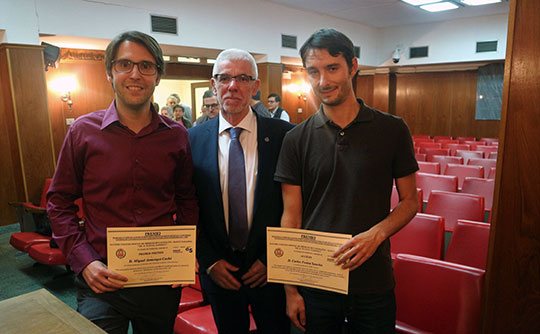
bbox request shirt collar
[100,100,171,131]
[313,98,374,128]
[218,107,257,135]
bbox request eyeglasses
[112,59,159,76]
[213,74,255,85]
[204,103,219,109]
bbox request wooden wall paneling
[482,0,540,332]
[163,63,213,80]
[257,62,283,107]
[372,73,390,113]
[0,44,55,226]
[9,46,56,202]
[355,74,374,107]
[281,69,319,124]
[0,45,24,225]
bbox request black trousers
[200,253,289,334]
[75,275,181,334]
[300,287,396,334]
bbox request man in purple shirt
[47,31,198,334]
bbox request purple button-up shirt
[47,101,198,274]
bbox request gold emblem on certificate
[107,225,196,287]
[267,227,351,294]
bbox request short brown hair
[105,31,165,76]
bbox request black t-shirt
[275,99,418,294]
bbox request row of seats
[412,134,498,144]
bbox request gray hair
[167,94,179,103]
[212,48,258,79]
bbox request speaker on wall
[41,42,60,71]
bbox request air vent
[354,46,361,58]
[281,34,297,49]
[476,41,498,53]
[410,46,428,58]
[151,15,177,35]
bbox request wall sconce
[287,82,311,101]
[49,76,78,112]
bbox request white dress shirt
[270,108,290,122]
[218,109,258,234]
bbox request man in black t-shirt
[275,28,419,334]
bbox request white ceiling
[262,0,509,28]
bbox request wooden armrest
[24,206,47,215]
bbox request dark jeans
[75,275,181,334]
[300,287,396,334]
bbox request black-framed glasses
[213,74,255,85]
[112,59,159,75]
[204,103,219,109]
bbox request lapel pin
[264,137,270,142]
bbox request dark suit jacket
[188,113,294,274]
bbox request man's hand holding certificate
[267,227,351,294]
[107,226,196,288]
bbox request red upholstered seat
[445,220,490,270]
[424,191,484,232]
[390,186,423,213]
[467,158,497,178]
[475,145,498,157]
[417,161,440,174]
[423,148,450,160]
[456,150,484,163]
[9,178,52,232]
[461,177,495,211]
[463,140,486,151]
[479,137,498,145]
[390,213,445,260]
[9,232,51,252]
[178,287,205,314]
[427,155,463,174]
[444,164,484,190]
[394,254,484,334]
[433,136,454,142]
[457,136,476,143]
[416,142,441,153]
[488,152,498,159]
[416,172,458,203]
[443,143,470,156]
[487,167,497,179]
[27,243,67,265]
[174,305,257,334]
[414,153,426,161]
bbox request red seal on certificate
[274,248,284,257]
[115,248,126,259]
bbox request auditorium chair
[433,136,453,142]
[416,142,441,152]
[487,167,497,179]
[417,161,440,174]
[8,178,52,232]
[488,152,498,159]
[394,254,484,334]
[467,158,497,178]
[461,177,495,212]
[463,140,486,151]
[444,164,484,190]
[424,191,484,231]
[9,232,51,253]
[480,137,498,145]
[414,153,426,161]
[427,155,463,174]
[412,135,431,140]
[457,136,476,143]
[475,145,498,157]
[445,220,490,270]
[390,186,423,213]
[174,305,257,334]
[27,242,67,266]
[443,143,470,156]
[455,150,484,164]
[390,213,445,260]
[416,173,458,203]
[435,139,459,145]
[423,148,450,159]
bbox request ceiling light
[401,0,442,5]
[420,2,460,12]
[461,0,501,5]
